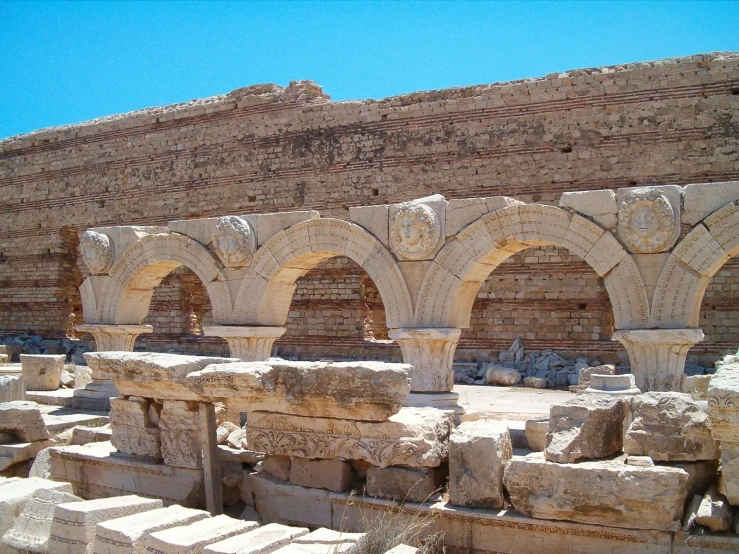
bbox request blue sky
[1,1,737,140]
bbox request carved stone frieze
[159,400,202,469]
[81,230,115,274]
[212,216,256,267]
[390,202,441,260]
[617,188,680,254]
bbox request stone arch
[233,218,413,328]
[652,201,739,328]
[415,204,649,330]
[91,233,231,325]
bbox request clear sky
[1,0,737,140]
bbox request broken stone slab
[681,494,703,531]
[187,360,411,421]
[484,365,521,386]
[263,456,291,481]
[48,495,163,554]
[448,420,512,509]
[695,487,732,532]
[217,422,240,445]
[71,424,112,446]
[0,439,56,472]
[21,354,65,391]
[83,352,239,400]
[503,452,689,531]
[293,528,364,545]
[576,364,616,393]
[92,504,210,554]
[217,445,264,466]
[719,442,739,504]
[0,375,26,403]
[0,477,74,536]
[707,362,739,442]
[0,401,50,442]
[546,394,626,463]
[366,465,440,504]
[247,408,453,468]
[624,392,719,461]
[145,515,257,554]
[1,488,81,554]
[29,447,53,478]
[248,472,332,528]
[202,523,309,554]
[270,543,355,554]
[289,458,352,493]
[226,428,244,449]
[524,420,548,452]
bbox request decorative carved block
[212,216,256,267]
[81,230,114,274]
[390,203,441,260]
[617,187,680,254]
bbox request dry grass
[347,509,445,554]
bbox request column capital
[203,326,286,361]
[75,324,153,351]
[388,327,462,392]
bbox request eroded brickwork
[1,53,738,362]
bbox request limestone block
[217,422,239,445]
[576,364,615,393]
[270,543,355,554]
[188,360,410,421]
[247,408,453,468]
[484,365,521,386]
[560,189,617,218]
[546,394,626,463]
[49,495,162,554]
[0,401,50,442]
[695,487,732,532]
[503,452,689,531]
[202,523,309,554]
[524,420,548,452]
[72,424,113,446]
[257,210,319,246]
[1,488,81,554]
[226,428,245,449]
[83,352,238,400]
[292,528,363,545]
[263,456,291,482]
[110,397,161,460]
[0,477,74,536]
[684,374,711,401]
[289,458,351,493]
[719,442,739,504]
[93,505,210,554]
[349,204,389,245]
[585,374,641,395]
[449,420,511,509]
[146,515,257,554]
[0,439,56,472]
[682,181,739,225]
[624,392,719,461]
[707,363,739,442]
[248,472,332,528]
[160,401,202,469]
[367,466,439,504]
[29,447,53,478]
[21,355,64,391]
[75,366,93,389]
[0,375,25,403]
[523,377,546,389]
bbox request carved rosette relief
[81,230,114,274]
[212,216,256,267]
[390,203,441,260]
[617,188,680,253]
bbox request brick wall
[1,53,738,364]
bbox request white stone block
[203,523,309,554]
[0,401,50,442]
[289,458,352,493]
[21,355,65,391]
[0,477,74,536]
[145,515,257,554]
[366,466,439,504]
[0,375,26,403]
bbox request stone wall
[1,52,738,364]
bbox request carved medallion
[80,230,114,274]
[212,216,256,267]
[390,203,441,260]
[617,188,679,253]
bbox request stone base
[48,441,205,508]
[404,392,465,415]
[71,380,118,411]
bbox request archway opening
[694,258,739,367]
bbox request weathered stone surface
[71,424,112,446]
[624,392,719,461]
[484,365,521,386]
[449,420,511,508]
[146,515,257,554]
[270,543,355,554]
[503,452,689,531]
[247,408,453,468]
[29,447,53,478]
[0,401,50,442]
[1,488,81,554]
[0,477,74,536]
[684,374,711,401]
[110,397,162,461]
[49,495,163,554]
[160,401,202,469]
[293,528,363,545]
[523,377,546,389]
[707,363,739,442]
[188,360,411,421]
[263,456,291,482]
[21,354,64,391]
[226,428,244,449]
[0,439,56,472]
[695,487,732,532]
[718,441,739,505]
[524,420,548,452]
[576,364,616,393]
[248,472,332,528]
[0,375,25,403]
[203,523,309,554]
[217,422,239,445]
[92,505,210,554]
[366,466,439,504]
[289,458,351,493]
[546,395,626,463]
[83,352,238,400]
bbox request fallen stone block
[504,452,689,531]
[92,504,210,554]
[449,420,511,509]
[1,488,81,554]
[719,442,739,504]
[524,420,548,452]
[226,428,245,450]
[247,408,453,468]
[145,515,257,554]
[217,422,239,445]
[0,401,50,442]
[48,495,163,554]
[624,392,719,461]
[0,439,56,472]
[248,472,332,528]
[21,354,64,391]
[0,375,26,403]
[546,394,626,463]
[695,487,732,532]
[0,477,74,536]
[366,466,439,504]
[485,365,521,386]
[71,424,112,446]
[289,458,352,493]
[523,377,547,389]
[681,494,702,531]
[188,360,411,421]
[203,523,309,554]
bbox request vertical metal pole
[199,402,223,515]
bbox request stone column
[75,324,153,351]
[612,329,704,392]
[203,326,286,361]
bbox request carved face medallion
[617,188,679,253]
[390,203,441,260]
[80,230,114,274]
[212,216,256,267]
